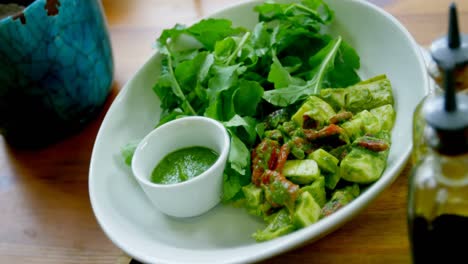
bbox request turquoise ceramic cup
[0,0,113,148]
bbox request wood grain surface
[1,0,467,263]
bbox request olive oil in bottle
[408,150,468,263]
[410,214,468,263]
[408,4,468,264]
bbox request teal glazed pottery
[0,0,113,148]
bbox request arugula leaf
[236,116,258,147]
[223,114,249,127]
[222,172,242,202]
[224,115,258,146]
[153,53,197,115]
[205,64,251,121]
[255,0,333,24]
[171,52,214,113]
[220,85,238,121]
[214,37,238,63]
[186,19,246,51]
[281,56,303,73]
[238,43,259,68]
[255,122,266,139]
[207,64,242,99]
[227,130,250,175]
[302,0,334,23]
[121,140,141,166]
[204,94,223,120]
[325,40,361,87]
[175,52,214,90]
[204,65,240,120]
[263,36,343,106]
[267,55,305,89]
[172,49,201,66]
[233,79,264,116]
[339,40,360,69]
[156,24,187,54]
[251,22,279,57]
[255,0,334,48]
[157,108,185,126]
[153,57,180,110]
[220,129,251,201]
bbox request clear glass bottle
[408,5,468,261]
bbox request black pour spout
[425,2,468,155]
[445,3,459,112]
[448,3,460,49]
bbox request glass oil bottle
[407,5,468,263]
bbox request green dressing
[151,146,219,184]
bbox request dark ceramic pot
[0,0,113,148]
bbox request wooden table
[1,0,466,263]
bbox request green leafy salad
[121,0,396,242]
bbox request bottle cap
[430,3,468,69]
[425,3,468,156]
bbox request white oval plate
[89,0,429,263]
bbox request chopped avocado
[370,104,396,131]
[252,209,295,242]
[340,145,388,184]
[329,144,352,161]
[290,146,305,160]
[265,109,291,129]
[263,172,300,213]
[242,184,265,217]
[346,75,394,113]
[319,75,394,114]
[264,129,283,141]
[308,148,341,189]
[324,170,340,190]
[341,110,381,141]
[283,160,320,185]
[293,192,321,228]
[344,183,360,197]
[287,135,312,160]
[345,86,372,113]
[375,130,392,143]
[279,121,298,136]
[321,184,360,217]
[358,110,381,135]
[308,149,339,174]
[365,76,394,108]
[356,74,386,85]
[292,96,336,128]
[300,176,326,207]
[340,116,363,141]
[246,74,395,241]
[319,88,348,111]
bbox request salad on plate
[121,0,396,242]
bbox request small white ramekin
[131,116,230,218]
